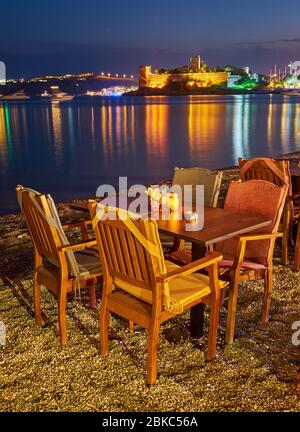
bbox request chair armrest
[63,220,92,241]
[156,252,223,283]
[230,232,281,272]
[62,220,92,230]
[59,239,97,253]
[237,232,283,242]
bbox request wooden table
[71,201,271,338]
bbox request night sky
[1,0,300,77]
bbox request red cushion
[218,258,266,271]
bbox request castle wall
[139,67,228,88]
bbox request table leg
[190,243,207,338]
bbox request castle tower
[190,55,201,71]
[139,66,152,88]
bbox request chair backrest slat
[124,228,144,280]
[111,228,128,276]
[20,191,61,263]
[239,157,291,191]
[118,229,135,278]
[134,230,151,284]
[90,203,167,307]
[16,185,80,277]
[98,217,153,283]
[104,224,122,274]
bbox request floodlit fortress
[139,55,229,89]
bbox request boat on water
[51,92,74,103]
[41,91,52,98]
[281,90,300,96]
[1,91,30,101]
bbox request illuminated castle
[139,58,228,89]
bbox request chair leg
[294,223,300,271]
[220,285,228,305]
[34,278,42,325]
[282,231,289,266]
[261,268,273,323]
[58,292,67,346]
[167,238,185,254]
[129,321,134,334]
[100,303,110,356]
[147,323,160,385]
[87,283,97,309]
[207,296,220,360]
[226,276,239,344]
[282,203,290,266]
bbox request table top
[71,201,271,247]
[157,207,271,246]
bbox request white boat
[41,91,51,98]
[2,91,30,100]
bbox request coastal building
[242,66,250,75]
[227,74,242,88]
[0,61,5,86]
[139,65,228,89]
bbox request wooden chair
[16,185,103,346]
[165,167,223,258]
[294,206,300,271]
[89,200,227,384]
[288,160,300,271]
[215,180,287,343]
[238,157,291,265]
[159,180,288,344]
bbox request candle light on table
[161,192,179,212]
[184,211,198,223]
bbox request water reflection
[101,104,113,160]
[267,95,273,147]
[51,103,63,166]
[188,98,227,163]
[232,96,251,162]
[0,105,7,172]
[1,95,300,213]
[145,102,168,161]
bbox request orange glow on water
[145,103,169,163]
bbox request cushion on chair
[165,249,266,274]
[46,194,81,277]
[45,251,102,282]
[113,260,227,310]
[165,248,192,266]
[166,261,227,308]
[74,251,102,277]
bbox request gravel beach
[0,154,299,412]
